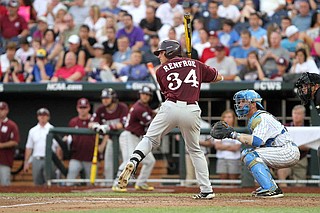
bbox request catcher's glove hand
[210,121,235,139]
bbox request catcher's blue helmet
[233,90,264,118]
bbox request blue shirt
[218,30,240,47]
[112,49,132,64]
[292,14,312,32]
[119,64,150,81]
[249,27,267,40]
[32,63,54,82]
[281,39,302,53]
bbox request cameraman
[25,49,54,83]
[2,59,24,83]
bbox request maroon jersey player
[118,39,223,199]
[89,88,129,183]
[66,98,95,184]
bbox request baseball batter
[89,88,128,183]
[118,39,223,199]
[211,90,300,198]
[295,72,320,117]
[112,86,156,192]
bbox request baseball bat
[90,133,99,184]
[183,13,192,58]
[147,62,163,103]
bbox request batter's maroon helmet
[154,40,181,59]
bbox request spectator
[0,101,19,186]
[52,7,69,35]
[89,88,129,185]
[112,35,132,65]
[259,0,286,18]
[0,0,29,45]
[200,31,220,63]
[237,50,266,81]
[292,0,312,32]
[155,0,184,26]
[205,43,238,81]
[66,98,96,185]
[248,12,267,50]
[289,48,319,74]
[0,42,19,79]
[55,35,86,70]
[15,36,34,64]
[85,43,105,73]
[121,0,146,26]
[179,33,199,60]
[25,49,54,83]
[141,34,161,67]
[260,31,290,77]
[2,58,24,83]
[51,51,86,82]
[277,105,310,187]
[42,29,62,67]
[45,0,68,28]
[83,5,106,39]
[203,1,224,32]
[102,27,118,55]
[116,13,144,51]
[311,33,320,67]
[191,18,205,46]
[88,54,124,83]
[139,6,162,40]
[112,86,156,192]
[218,19,240,48]
[281,25,303,59]
[217,0,241,23]
[280,16,292,39]
[240,0,257,23]
[270,57,289,81]
[78,24,97,59]
[100,0,122,20]
[193,29,210,59]
[118,50,150,82]
[18,0,37,24]
[96,16,118,44]
[32,0,49,18]
[23,38,41,75]
[305,10,320,42]
[230,29,257,71]
[23,108,62,186]
[68,0,90,28]
[59,14,79,48]
[32,16,49,41]
[214,109,241,183]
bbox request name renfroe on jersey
[163,60,196,72]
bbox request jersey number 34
[167,69,199,90]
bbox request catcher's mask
[295,72,320,105]
[101,88,118,103]
[153,40,181,59]
[233,90,264,118]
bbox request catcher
[210,90,300,198]
[295,72,320,117]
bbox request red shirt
[156,57,218,103]
[54,64,85,81]
[125,101,153,137]
[200,47,230,63]
[91,102,129,128]
[0,118,20,167]
[0,15,28,39]
[68,116,95,162]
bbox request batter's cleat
[255,187,284,198]
[118,161,135,189]
[112,185,127,192]
[134,184,154,191]
[192,192,215,199]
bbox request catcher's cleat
[255,187,284,198]
[118,161,135,189]
[134,184,154,191]
[192,192,215,199]
[112,185,127,192]
[251,187,262,196]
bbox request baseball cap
[19,36,30,45]
[92,43,104,49]
[37,16,48,24]
[68,35,80,44]
[37,108,50,116]
[276,57,288,66]
[8,0,19,7]
[208,30,218,38]
[0,102,9,110]
[77,98,90,108]
[215,43,225,51]
[286,25,299,37]
[36,49,47,58]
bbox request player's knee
[241,150,260,168]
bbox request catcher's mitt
[210,121,235,139]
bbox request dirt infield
[0,186,320,212]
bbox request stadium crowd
[1,0,320,83]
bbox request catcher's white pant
[133,100,213,193]
[116,130,155,186]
